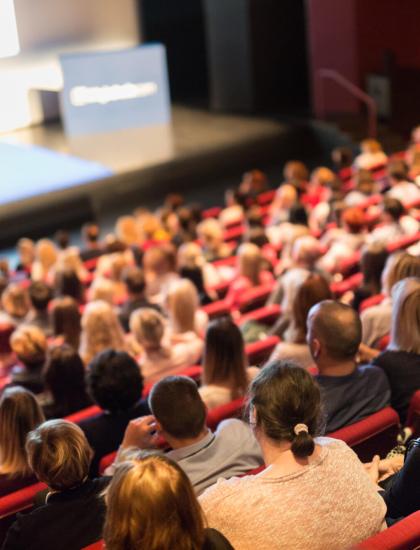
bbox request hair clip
[294,423,309,436]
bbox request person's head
[360,243,388,294]
[225,188,247,209]
[387,160,408,185]
[43,345,87,406]
[382,197,405,223]
[143,245,176,277]
[237,242,262,285]
[306,301,362,367]
[80,301,126,365]
[389,277,420,354]
[245,226,270,248]
[54,230,70,250]
[54,268,84,303]
[165,279,199,334]
[196,219,224,253]
[411,125,420,145]
[10,325,48,367]
[28,281,52,313]
[26,420,93,491]
[149,376,206,442]
[283,161,309,183]
[2,283,30,319]
[291,275,332,344]
[360,138,383,155]
[122,266,146,297]
[291,236,322,268]
[115,216,140,246]
[274,184,297,210]
[331,146,353,169]
[381,252,420,296]
[109,253,129,283]
[86,349,144,413]
[310,167,335,187]
[341,207,365,234]
[35,239,58,270]
[89,277,115,305]
[179,267,207,298]
[82,222,100,246]
[203,316,248,398]
[240,169,268,194]
[247,361,322,459]
[50,296,81,349]
[104,454,205,550]
[177,242,205,271]
[130,308,166,352]
[17,238,35,267]
[0,387,44,476]
[288,204,308,226]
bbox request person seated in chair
[307,300,391,433]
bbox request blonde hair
[79,300,126,365]
[104,454,205,550]
[361,139,382,154]
[2,283,30,319]
[197,219,223,251]
[90,278,115,304]
[311,167,335,186]
[35,239,58,271]
[382,252,420,296]
[237,243,262,285]
[177,242,204,270]
[166,279,199,334]
[10,325,47,364]
[26,420,93,491]
[389,277,420,354]
[0,387,44,476]
[130,308,166,351]
[116,216,140,246]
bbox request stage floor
[0,105,300,245]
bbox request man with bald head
[307,300,390,433]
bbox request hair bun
[291,430,315,459]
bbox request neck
[164,427,210,450]
[257,434,312,470]
[316,357,356,376]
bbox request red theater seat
[65,405,102,424]
[83,542,104,550]
[329,407,400,463]
[359,293,385,313]
[206,397,245,431]
[99,452,118,476]
[337,251,362,277]
[142,365,203,398]
[239,304,281,327]
[201,300,230,320]
[238,283,274,314]
[202,206,222,219]
[223,225,245,243]
[257,189,276,206]
[406,390,420,438]
[0,324,14,354]
[387,232,420,254]
[245,335,280,365]
[330,272,363,296]
[354,511,420,550]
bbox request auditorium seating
[355,511,420,550]
[329,407,400,462]
[238,304,281,326]
[245,335,280,365]
[406,390,420,438]
[206,397,246,431]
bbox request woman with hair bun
[199,361,386,550]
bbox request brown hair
[0,387,44,476]
[203,317,248,399]
[291,275,332,343]
[51,296,81,350]
[283,161,309,182]
[10,325,47,366]
[104,454,205,550]
[2,283,30,319]
[382,252,420,296]
[26,420,93,491]
[237,243,262,286]
[342,207,365,234]
[248,361,322,458]
[389,277,420,354]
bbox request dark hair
[248,361,322,458]
[308,300,362,360]
[246,227,269,248]
[149,376,206,439]
[388,160,408,182]
[179,266,208,302]
[288,204,308,226]
[54,268,84,303]
[383,197,405,221]
[51,297,81,350]
[87,349,144,412]
[29,282,52,312]
[123,266,145,295]
[54,230,70,250]
[82,223,99,243]
[203,317,248,400]
[360,244,388,295]
[43,345,90,416]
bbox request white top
[361,298,392,347]
[269,342,313,369]
[199,366,260,409]
[387,182,420,205]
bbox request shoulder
[358,363,388,380]
[215,419,254,441]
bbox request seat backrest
[245,335,280,366]
[201,300,230,320]
[206,397,245,431]
[238,283,275,314]
[142,365,203,398]
[329,407,400,462]
[406,390,420,437]
[238,304,281,327]
[387,231,420,254]
[99,451,118,476]
[354,510,420,550]
[82,541,104,550]
[359,293,385,313]
[0,324,15,354]
[65,405,102,424]
[330,272,363,297]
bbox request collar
[167,430,214,461]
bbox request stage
[0,105,311,246]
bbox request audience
[354,138,388,170]
[199,361,386,549]
[118,266,160,332]
[50,296,81,350]
[79,222,103,262]
[24,282,53,335]
[104,454,233,550]
[2,420,109,550]
[200,317,258,408]
[117,376,263,494]
[41,345,92,419]
[165,278,208,339]
[0,387,44,496]
[0,284,30,327]
[31,239,58,283]
[307,301,390,432]
[352,243,388,311]
[9,325,48,394]
[80,349,149,476]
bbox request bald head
[307,300,361,361]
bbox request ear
[311,337,322,360]
[154,419,164,434]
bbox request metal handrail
[317,68,377,138]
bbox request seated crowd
[0,131,419,548]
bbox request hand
[357,343,380,363]
[364,454,380,484]
[121,415,159,450]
